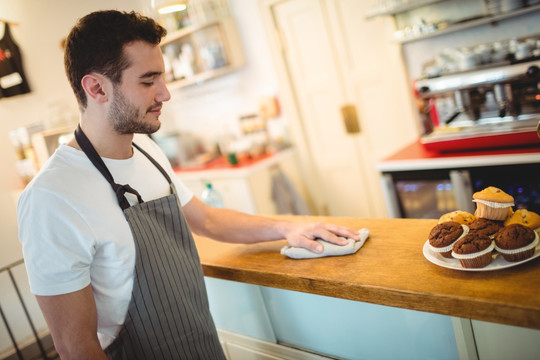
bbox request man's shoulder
[20,145,107,206]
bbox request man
[17,10,359,359]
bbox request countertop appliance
[414,56,540,152]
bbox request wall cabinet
[160,16,245,90]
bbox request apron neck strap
[132,142,173,185]
[74,125,143,210]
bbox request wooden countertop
[194,216,540,330]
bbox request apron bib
[74,126,225,360]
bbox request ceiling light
[152,0,189,15]
[158,4,187,14]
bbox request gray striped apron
[74,126,225,360]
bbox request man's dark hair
[64,10,166,109]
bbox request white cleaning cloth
[280,228,370,259]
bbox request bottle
[201,182,225,208]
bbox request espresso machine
[414,51,540,152]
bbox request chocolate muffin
[451,232,495,268]
[428,221,468,258]
[468,218,504,238]
[494,224,539,262]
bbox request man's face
[108,41,171,134]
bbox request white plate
[423,240,540,271]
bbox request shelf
[366,0,446,19]
[165,64,242,90]
[394,4,540,43]
[161,19,222,45]
[160,16,245,90]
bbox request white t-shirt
[17,133,194,348]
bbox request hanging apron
[0,23,31,98]
[74,126,225,360]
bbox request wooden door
[323,0,420,210]
[266,0,376,217]
[260,0,418,217]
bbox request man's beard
[108,87,161,135]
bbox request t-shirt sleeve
[17,186,94,296]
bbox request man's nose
[158,79,171,102]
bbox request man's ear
[81,74,110,103]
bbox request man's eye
[142,81,154,86]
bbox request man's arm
[36,284,107,360]
[183,197,359,253]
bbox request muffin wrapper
[458,253,493,268]
[472,199,515,208]
[495,232,539,262]
[428,225,469,258]
[452,241,495,268]
[474,201,512,221]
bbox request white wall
[162,0,285,141]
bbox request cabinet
[366,0,540,43]
[176,149,309,215]
[160,16,245,90]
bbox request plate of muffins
[423,186,540,271]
